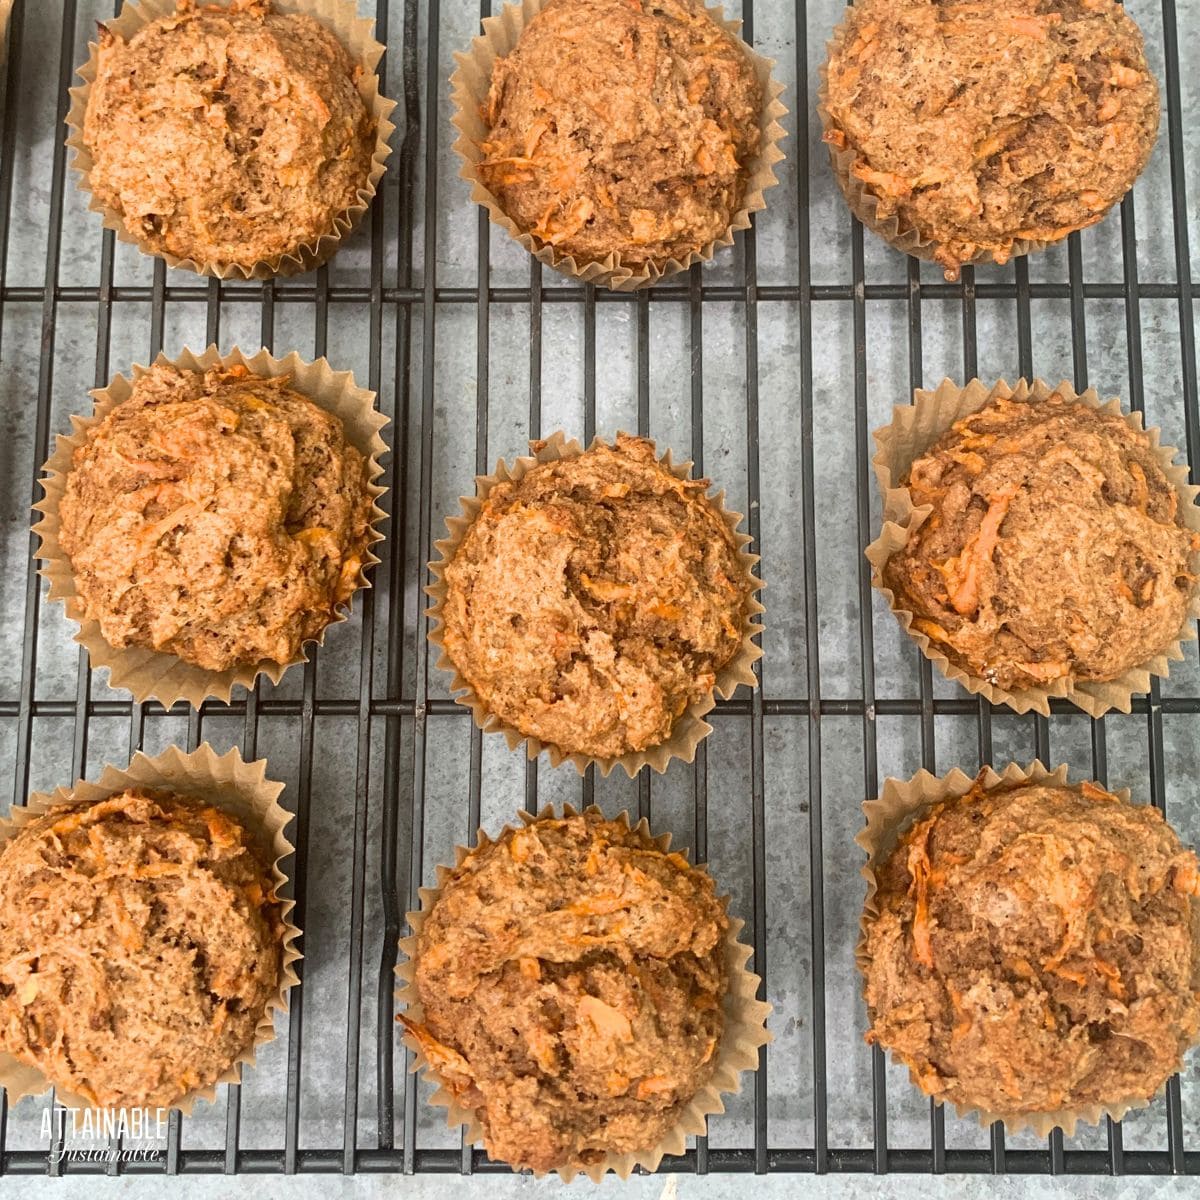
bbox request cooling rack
[0,0,1197,1179]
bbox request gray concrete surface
[1,0,1198,1195]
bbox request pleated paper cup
[0,743,302,1115]
[866,377,1200,717]
[427,431,764,777]
[395,803,772,1182]
[856,759,1200,1137]
[818,9,1064,282]
[65,0,396,279]
[450,0,788,291]
[33,344,389,709]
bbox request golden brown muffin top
[883,392,1198,693]
[0,788,283,1109]
[403,811,728,1173]
[479,0,763,269]
[823,0,1159,279]
[59,362,373,673]
[82,0,376,269]
[864,779,1200,1117]
[440,435,753,761]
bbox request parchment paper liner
[427,431,764,777]
[818,9,1065,281]
[0,743,302,1115]
[65,0,397,279]
[866,377,1200,717]
[855,759,1200,1137]
[33,343,390,708]
[395,803,772,1181]
[450,0,788,292]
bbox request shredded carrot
[948,986,971,1039]
[822,128,847,151]
[566,892,628,917]
[397,1016,476,1083]
[1048,963,1089,987]
[1174,854,1200,896]
[578,995,633,1042]
[1080,780,1118,804]
[636,1075,675,1100]
[938,481,1019,615]
[201,806,241,849]
[1128,460,1150,512]
[906,814,937,969]
[911,617,955,646]
[606,1072,630,1096]
[1092,957,1125,999]
[1006,13,1062,39]
[851,162,911,199]
[110,891,142,954]
[523,118,550,160]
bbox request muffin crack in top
[0,789,283,1109]
[82,0,376,270]
[864,779,1200,1117]
[479,0,764,269]
[823,0,1159,278]
[883,391,1199,692]
[403,812,729,1173]
[440,434,754,761]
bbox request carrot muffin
[882,390,1199,693]
[478,0,763,269]
[863,777,1200,1119]
[58,361,373,673]
[401,811,729,1173]
[82,0,376,270]
[439,435,754,761]
[0,789,284,1108]
[822,0,1159,279]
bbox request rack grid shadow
[1,0,1198,1179]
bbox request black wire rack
[1,0,1198,1180]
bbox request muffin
[0,788,284,1109]
[821,0,1160,280]
[436,434,758,764]
[862,773,1200,1124]
[476,0,764,272]
[400,810,731,1174]
[880,387,1199,695]
[81,0,377,272]
[58,360,374,674]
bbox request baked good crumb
[82,0,376,270]
[440,434,754,761]
[864,777,1200,1118]
[59,361,373,673]
[479,0,763,269]
[882,390,1198,693]
[0,788,284,1108]
[823,0,1159,279]
[402,811,729,1172]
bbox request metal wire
[0,0,1197,1179]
